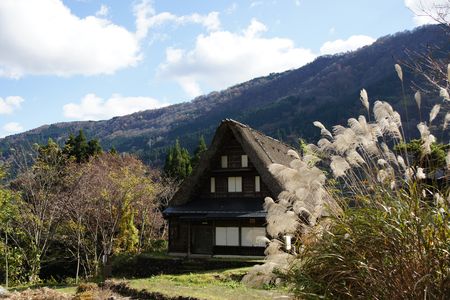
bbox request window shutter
[255,176,260,192]
[215,227,227,246]
[235,177,242,192]
[240,227,266,247]
[228,177,235,192]
[210,177,215,193]
[241,155,248,167]
[221,155,228,168]
[226,227,239,246]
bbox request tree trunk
[75,217,81,284]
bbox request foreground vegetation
[0,131,171,285]
[5,267,290,300]
[243,57,450,299]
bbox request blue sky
[0,0,443,137]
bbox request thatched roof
[168,119,296,207]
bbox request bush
[76,282,98,294]
[288,192,450,299]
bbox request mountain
[1,25,448,166]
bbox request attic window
[228,177,242,192]
[241,155,248,167]
[221,155,228,168]
[210,177,215,193]
[255,176,260,192]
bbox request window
[228,177,242,192]
[215,227,239,246]
[241,155,248,167]
[210,177,215,193]
[221,155,228,168]
[241,227,266,247]
[255,176,260,192]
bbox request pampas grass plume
[414,91,421,110]
[429,104,440,123]
[395,64,403,81]
[360,89,369,112]
[444,112,450,130]
[440,88,450,101]
[448,63,450,83]
[416,168,426,180]
[287,149,300,160]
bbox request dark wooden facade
[164,120,296,257]
[168,219,266,256]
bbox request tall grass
[243,64,450,299]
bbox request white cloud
[0,96,24,114]
[404,0,450,25]
[134,0,220,40]
[158,19,317,97]
[0,0,225,78]
[294,0,301,7]
[250,1,263,8]
[0,0,141,78]
[225,3,238,14]
[320,35,375,55]
[63,93,169,121]
[2,122,23,136]
[96,4,109,17]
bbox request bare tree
[8,141,68,282]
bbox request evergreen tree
[63,130,102,163]
[87,139,102,157]
[192,135,207,166]
[164,139,192,180]
[73,130,88,163]
[109,146,118,155]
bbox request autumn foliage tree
[61,153,163,279]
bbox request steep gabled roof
[169,119,296,206]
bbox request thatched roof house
[164,119,297,256]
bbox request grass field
[10,267,290,299]
[123,267,291,300]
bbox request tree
[163,139,192,180]
[61,153,162,278]
[9,139,69,282]
[87,139,103,157]
[192,135,207,166]
[64,130,102,163]
[0,168,24,286]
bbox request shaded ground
[2,286,127,300]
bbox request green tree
[9,139,69,282]
[0,168,25,286]
[164,139,192,180]
[87,139,102,157]
[64,130,103,163]
[109,146,118,155]
[192,135,207,167]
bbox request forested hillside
[0,24,448,166]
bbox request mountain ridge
[1,24,448,165]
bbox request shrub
[76,282,98,294]
[288,192,450,299]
